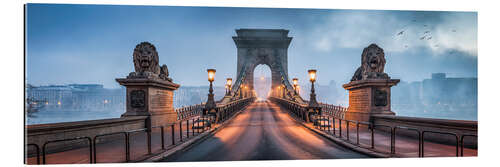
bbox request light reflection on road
[163,101,369,162]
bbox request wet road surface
[162,101,369,162]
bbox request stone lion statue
[159,64,173,82]
[128,42,171,81]
[351,44,390,81]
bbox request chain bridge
[25,29,477,164]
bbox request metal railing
[393,126,421,157]
[461,134,478,157]
[26,143,40,164]
[176,103,204,120]
[421,131,459,157]
[127,128,152,159]
[93,131,128,163]
[270,96,477,158]
[29,97,255,164]
[42,136,93,164]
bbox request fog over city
[26,4,477,124]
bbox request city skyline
[26,4,477,89]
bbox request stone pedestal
[342,79,400,122]
[116,78,180,127]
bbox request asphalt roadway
[162,101,369,162]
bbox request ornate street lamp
[239,84,244,99]
[281,84,286,98]
[308,69,321,119]
[292,78,298,96]
[226,78,232,96]
[244,85,248,98]
[205,69,216,116]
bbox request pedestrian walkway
[295,115,477,157]
[26,117,207,164]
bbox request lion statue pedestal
[116,42,179,128]
[343,79,399,122]
[343,44,399,122]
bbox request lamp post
[226,78,232,96]
[205,69,216,116]
[296,85,301,96]
[239,84,244,99]
[308,69,321,119]
[281,84,286,98]
[244,85,248,98]
[292,78,298,96]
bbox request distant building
[391,73,477,120]
[173,86,225,108]
[26,84,125,111]
[421,73,477,105]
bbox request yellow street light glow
[308,69,317,82]
[292,78,298,86]
[226,78,232,86]
[207,69,216,82]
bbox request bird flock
[394,19,457,54]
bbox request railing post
[371,124,374,149]
[126,133,130,162]
[391,127,395,155]
[192,119,195,136]
[92,137,97,163]
[147,131,152,154]
[456,135,460,157]
[171,124,175,146]
[339,119,342,138]
[179,121,183,142]
[332,118,336,136]
[346,121,350,141]
[421,132,425,157]
[328,116,331,132]
[187,120,190,138]
[161,126,165,150]
[356,122,360,145]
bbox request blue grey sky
[26,4,477,88]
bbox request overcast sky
[26,4,477,88]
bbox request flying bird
[420,36,426,40]
[427,36,432,40]
[397,31,404,36]
[424,31,430,34]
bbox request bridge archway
[226,29,303,103]
[253,64,272,100]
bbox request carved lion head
[361,44,386,73]
[133,42,159,74]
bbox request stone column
[343,79,399,122]
[116,78,180,128]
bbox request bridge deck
[162,101,369,161]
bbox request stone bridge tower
[232,29,293,94]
